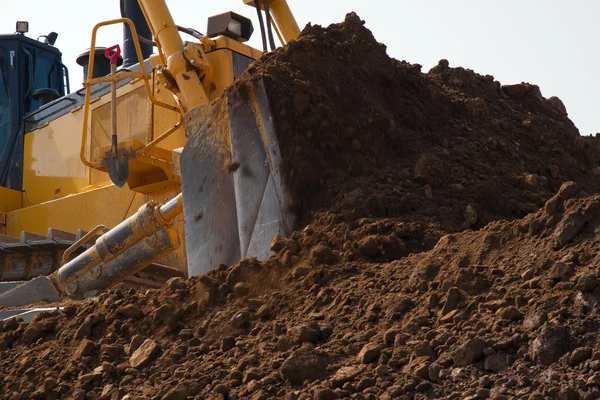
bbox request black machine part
[120,0,153,68]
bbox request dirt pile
[2,12,600,400]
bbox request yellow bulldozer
[0,0,300,308]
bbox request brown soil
[2,12,600,400]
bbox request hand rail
[79,17,183,168]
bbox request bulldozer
[0,0,300,309]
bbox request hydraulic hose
[255,2,268,52]
[264,0,277,51]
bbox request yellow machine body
[6,32,263,275]
[0,0,301,303]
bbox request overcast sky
[3,0,599,135]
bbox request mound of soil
[2,12,600,400]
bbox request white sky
[3,0,600,135]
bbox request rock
[587,374,600,387]
[441,287,460,315]
[43,377,57,394]
[310,244,338,265]
[413,341,436,361]
[496,306,523,321]
[214,384,230,394]
[357,377,375,391]
[476,388,490,399]
[522,312,547,331]
[464,205,478,225]
[314,387,339,400]
[558,387,579,400]
[453,338,486,367]
[21,326,43,344]
[547,96,567,115]
[357,343,381,364]
[570,347,592,365]
[331,365,364,388]
[243,368,266,383]
[221,336,236,351]
[233,282,251,297]
[502,84,527,98]
[549,262,572,280]
[358,236,381,258]
[484,354,507,372]
[576,274,598,292]
[294,324,320,344]
[383,329,399,345]
[117,304,142,319]
[257,304,272,320]
[128,335,145,355]
[78,372,101,384]
[557,182,579,200]
[395,296,415,313]
[403,356,431,380]
[73,339,97,360]
[129,339,160,368]
[166,277,187,290]
[528,324,570,365]
[553,212,586,249]
[270,233,287,252]
[163,381,202,400]
[428,362,441,382]
[281,346,329,385]
[231,311,250,329]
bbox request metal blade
[107,154,129,187]
[0,276,62,307]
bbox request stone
[528,324,570,366]
[484,354,507,372]
[331,365,364,388]
[129,339,160,368]
[295,324,320,344]
[356,378,375,391]
[453,338,486,367]
[464,205,478,225]
[243,368,266,383]
[570,347,592,364]
[413,341,436,361]
[233,282,251,297]
[314,387,339,400]
[117,304,142,319]
[549,262,571,280]
[557,181,579,200]
[576,274,598,292]
[522,312,547,331]
[214,384,230,394]
[553,212,586,249]
[43,377,57,393]
[231,311,250,329]
[403,356,431,380]
[357,343,381,364]
[21,326,43,344]
[441,287,460,315]
[496,306,523,321]
[73,339,97,360]
[281,346,329,385]
[166,277,187,290]
[128,335,145,355]
[221,336,236,352]
[310,244,338,265]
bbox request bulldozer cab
[0,30,68,190]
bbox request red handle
[105,44,121,65]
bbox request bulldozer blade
[180,79,295,276]
[107,154,129,187]
[0,276,62,307]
